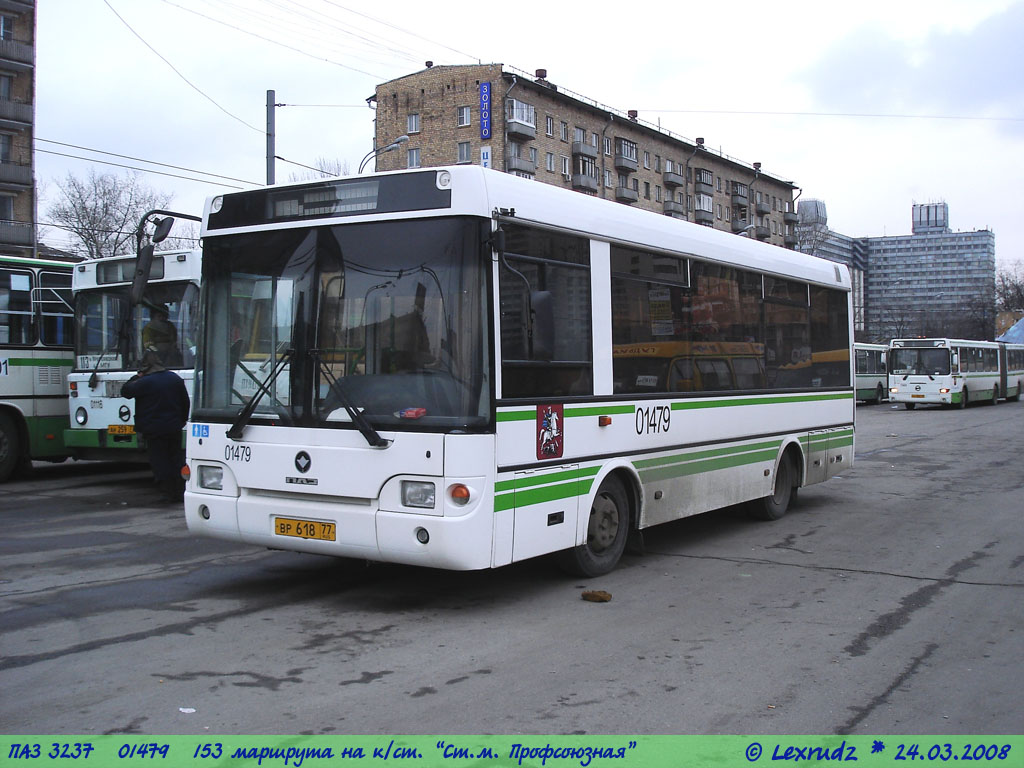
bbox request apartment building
[370,63,799,249]
[0,0,33,259]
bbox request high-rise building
[370,64,800,249]
[863,202,995,341]
[0,0,34,259]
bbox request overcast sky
[37,0,1024,265]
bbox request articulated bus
[854,342,888,404]
[888,337,1024,409]
[66,250,201,459]
[0,255,74,481]
[185,166,854,576]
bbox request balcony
[505,156,537,174]
[731,218,750,234]
[571,141,597,159]
[755,201,771,216]
[0,99,31,128]
[694,181,713,196]
[614,153,638,173]
[0,219,32,247]
[663,170,683,188]
[695,209,714,225]
[0,39,33,68]
[754,226,770,240]
[572,174,598,193]
[506,118,536,140]
[783,211,798,225]
[784,233,798,248]
[0,160,31,186]
[663,199,684,217]
[615,186,638,204]
[731,192,748,209]
[0,1,35,13]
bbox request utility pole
[266,89,276,185]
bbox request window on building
[507,99,536,127]
[561,156,570,175]
[0,74,10,102]
[655,155,661,172]
[457,141,471,163]
[407,113,420,133]
[0,133,11,163]
[655,185,662,202]
[457,106,471,127]
[0,16,13,42]
[576,155,597,179]
[560,121,569,142]
[546,152,555,172]
[574,126,585,144]
[604,169,613,187]
[616,138,638,162]
[644,182,650,200]
[643,151,650,169]
[546,116,554,137]
[591,132,599,147]
[407,147,421,168]
[604,137,612,156]
[0,194,12,222]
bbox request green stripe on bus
[565,405,636,418]
[671,392,853,410]
[495,479,597,511]
[496,410,536,422]
[494,464,600,493]
[632,439,782,470]
[637,448,780,483]
[7,357,74,367]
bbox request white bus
[66,249,201,460]
[185,166,854,576]
[888,337,1024,409]
[854,342,888,404]
[0,254,75,481]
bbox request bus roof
[203,166,851,292]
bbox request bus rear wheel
[959,388,968,409]
[904,403,916,410]
[989,386,998,405]
[0,412,21,483]
[753,453,797,521]
[558,476,630,577]
[873,384,885,404]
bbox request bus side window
[0,268,35,346]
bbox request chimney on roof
[628,110,638,121]
[535,68,547,79]
[425,61,433,68]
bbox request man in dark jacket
[122,350,191,501]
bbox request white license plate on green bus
[274,517,336,541]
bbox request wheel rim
[588,492,620,553]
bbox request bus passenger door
[511,465,579,563]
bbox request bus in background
[888,337,1024,409]
[854,342,888,404]
[66,249,200,460]
[185,166,853,576]
[0,255,74,482]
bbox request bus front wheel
[558,476,630,577]
[0,412,22,483]
[753,453,797,521]
[904,403,916,410]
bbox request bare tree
[47,170,173,259]
[286,157,350,182]
[996,260,1024,310]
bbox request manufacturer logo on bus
[295,451,311,473]
[118,405,131,422]
[537,404,563,460]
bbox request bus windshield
[195,217,490,432]
[74,282,199,371]
[889,347,951,376]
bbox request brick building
[370,63,799,249]
[0,0,34,259]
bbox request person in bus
[142,303,182,367]
[122,350,191,502]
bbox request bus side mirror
[531,290,554,361]
[130,244,155,306]
[951,353,958,367]
[152,216,175,244]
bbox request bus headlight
[402,480,435,509]
[210,195,224,213]
[889,387,898,394]
[198,465,224,491]
[75,407,88,425]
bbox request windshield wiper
[313,349,389,448]
[226,345,293,441]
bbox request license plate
[911,394,925,399]
[274,517,336,541]
[108,424,135,434]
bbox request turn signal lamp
[450,483,471,505]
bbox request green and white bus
[0,254,74,481]
[66,250,200,460]
[854,342,888,404]
[185,166,854,576]
[888,337,1024,409]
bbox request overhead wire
[101,0,264,135]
